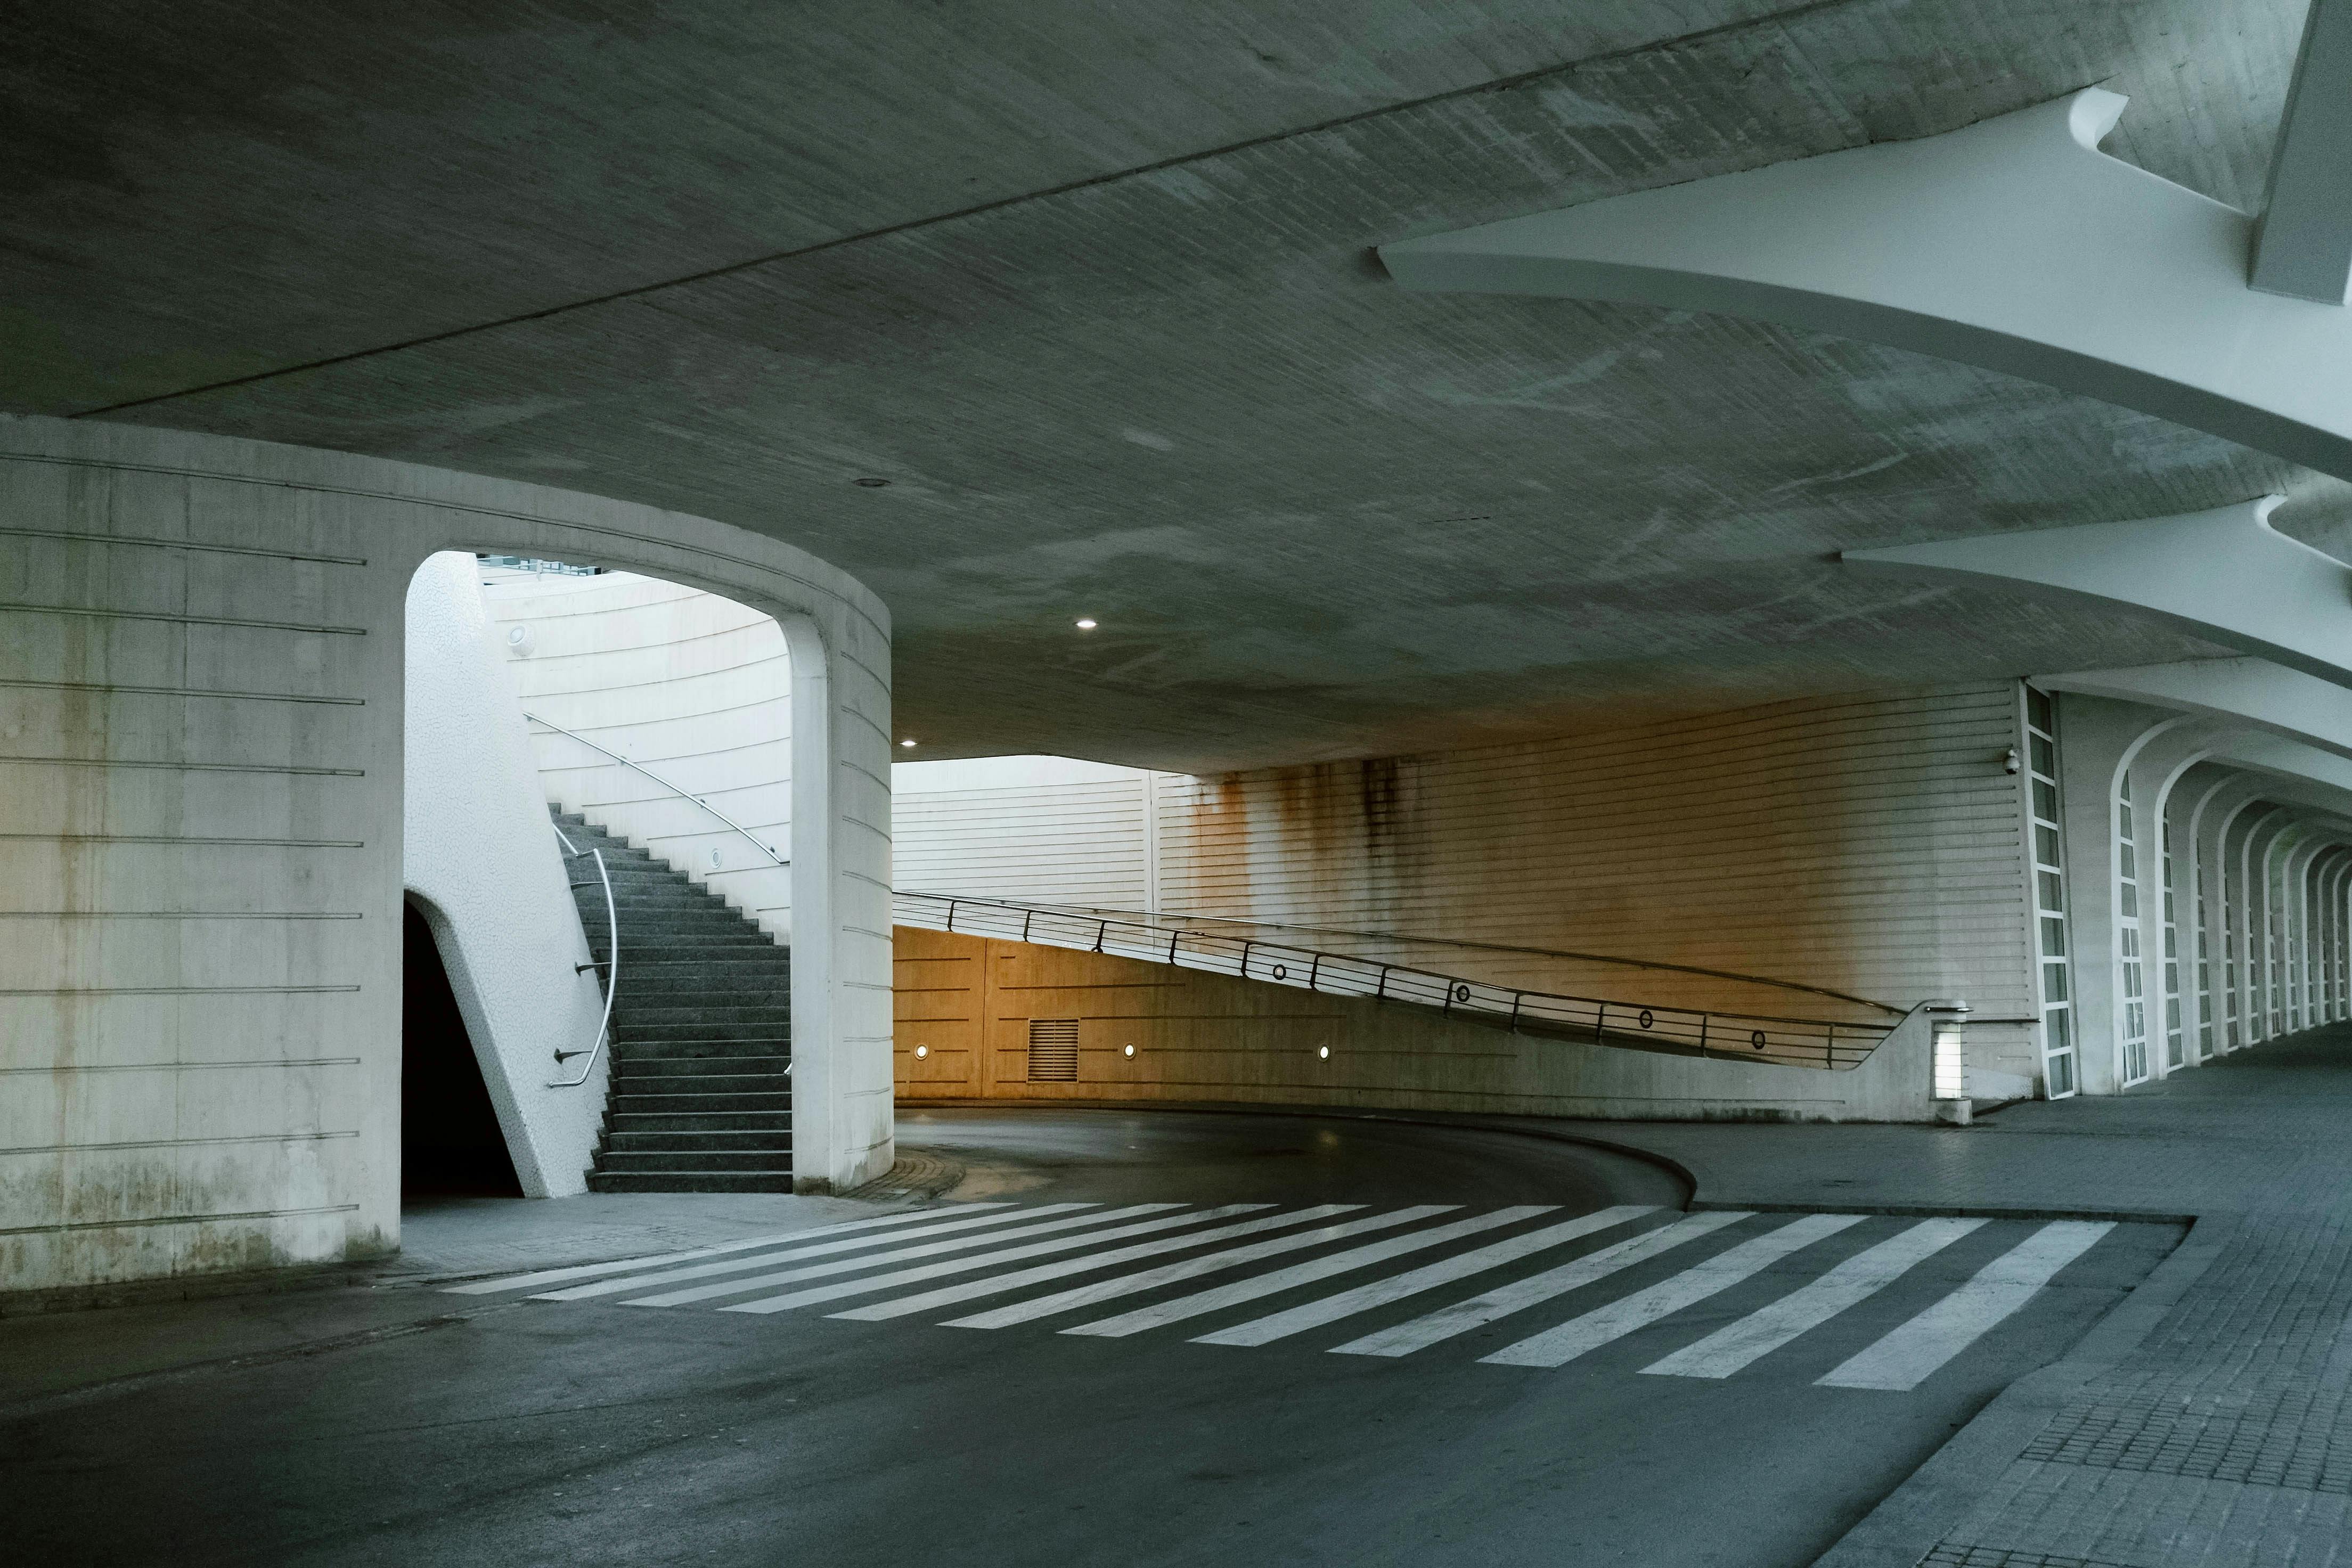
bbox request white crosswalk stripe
[1479,1212,1864,1368]
[1328,1210,1749,1358]
[1642,1217,1987,1379]
[529,1203,1098,1301]
[616,1203,1193,1308]
[446,1202,2122,1394]
[936,1206,1460,1330]
[1065,1207,1556,1339]
[437,1204,1020,1295]
[1815,1220,2114,1391]
[713,1204,1276,1314]
[1188,1205,1660,1348]
[831,1205,1366,1322]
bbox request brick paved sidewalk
[1544,1028,2352,1568]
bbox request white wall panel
[485,571,794,940]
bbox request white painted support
[2253,0,2352,305]
[402,553,609,1194]
[2037,660,2352,764]
[0,414,894,1295]
[1847,498,2352,690]
[1381,88,2352,481]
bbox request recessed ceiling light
[1075,617,1098,630]
[900,738,918,748]
[854,477,891,488]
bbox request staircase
[554,808,795,1193]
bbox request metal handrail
[550,827,618,1089]
[522,711,788,868]
[892,891,1902,1072]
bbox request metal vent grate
[1027,1018,1080,1082]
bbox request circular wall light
[900,738,918,748]
[854,477,891,488]
[1318,1046,1330,1060]
[1122,1044,1136,1058]
[914,1044,929,1059]
[1075,617,1098,630]
[504,624,535,657]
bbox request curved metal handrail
[550,828,618,1089]
[892,890,1903,1071]
[522,711,788,868]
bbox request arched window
[2117,774,2150,1086]
[2024,687,2075,1097]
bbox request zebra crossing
[445,1201,2119,1391]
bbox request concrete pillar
[0,415,893,1296]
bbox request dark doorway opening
[403,903,523,1197]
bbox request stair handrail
[892,890,1905,1071]
[550,823,618,1088]
[522,711,788,868]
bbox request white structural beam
[2216,733,2352,809]
[1380,89,2352,481]
[2036,659,2352,762]
[2253,0,2352,305]
[1840,498,2352,688]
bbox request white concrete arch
[0,414,895,1295]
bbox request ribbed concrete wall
[0,416,893,1297]
[895,685,2042,1096]
[485,570,793,940]
[895,926,1938,1122]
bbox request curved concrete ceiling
[3,0,2340,771]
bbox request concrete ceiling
[6,0,2345,772]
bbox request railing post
[1021,909,1033,943]
[1239,940,1253,979]
[945,900,956,934]
[1169,927,1182,964]
[1094,920,1106,954]
[1376,965,1390,1000]
[1697,1015,1708,1058]
[1508,991,1522,1034]
[1825,1023,1834,1068]
[1307,953,1321,992]
[1594,1003,1606,1042]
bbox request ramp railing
[891,892,1907,1071]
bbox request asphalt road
[1,1108,2177,1567]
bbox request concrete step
[611,1043,795,1067]
[587,1171,796,1194]
[615,1005,792,1026]
[611,1088,791,1112]
[606,1129,794,1153]
[614,1021,793,1044]
[614,1073,790,1098]
[595,1149,794,1173]
[619,978,791,1000]
[614,1054,791,1079]
[612,1110,792,1133]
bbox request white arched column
[0,415,894,1296]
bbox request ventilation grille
[1027,1018,1080,1082]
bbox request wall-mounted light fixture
[2003,747,2021,775]
[900,738,918,749]
[1122,1044,1136,1058]
[1075,617,1098,630]
[914,1044,928,1059]
[504,624,535,657]
[1317,1045,1330,1060]
[1927,1000,1971,1123]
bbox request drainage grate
[1027,1018,1080,1082]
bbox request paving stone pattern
[1551,1028,2352,1568]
